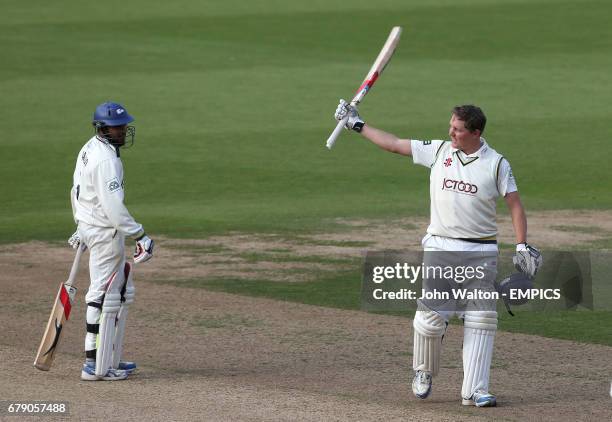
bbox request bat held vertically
[325,26,403,149]
[34,243,86,371]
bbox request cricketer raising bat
[325,26,403,149]
[34,243,86,371]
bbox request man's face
[102,124,127,146]
[448,114,480,150]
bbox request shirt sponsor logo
[107,178,122,193]
[442,178,478,195]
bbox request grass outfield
[2,0,612,242]
[2,1,611,344]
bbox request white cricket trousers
[77,222,126,304]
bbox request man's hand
[513,243,542,279]
[334,99,365,132]
[134,234,154,264]
[68,231,81,249]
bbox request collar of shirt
[94,135,121,157]
[451,137,488,158]
[95,135,110,145]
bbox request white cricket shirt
[411,138,516,239]
[71,136,144,238]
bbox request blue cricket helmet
[92,102,134,128]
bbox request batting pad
[112,283,135,369]
[96,292,122,377]
[462,311,497,399]
[413,310,447,376]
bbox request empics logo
[442,178,478,195]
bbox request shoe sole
[412,385,432,399]
[462,398,496,407]
[413,390,431,399]
[81,371,129,381]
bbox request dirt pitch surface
[2,211,612,421]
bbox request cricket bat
[325,26,403,149]
[34,244,85,371]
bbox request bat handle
[325,117,348,149]
[65,243,86,287]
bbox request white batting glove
[68,231,81,249]
[334,99,365,132]
[513,243,542,279]
[134,234,154,264]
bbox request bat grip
[65,243,86,287]
[326,117,348,149]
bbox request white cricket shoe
[412,370,433,399]
[462,389,497,407]
[81,362,128,381]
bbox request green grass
[161,272,362,310]
[2,0,612,242]
[586,237,612,249]
[497,310,612,345]
[2,0,611,346]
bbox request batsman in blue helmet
[67,102,154,381]
[92,102,136,148]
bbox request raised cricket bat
[325,26,403,149]
[34,244,85,371]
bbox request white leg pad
[462,311,497,399]
[413,310,447,376]
[96,292,122,377]
[112,283,135,369]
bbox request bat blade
[33,282,77,371]
[34,245,84,371]
[326,26,403,149]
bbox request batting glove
[334,99,365,132]
[134,234,154,264]
[513,243,542,279]
[68,231,81,249]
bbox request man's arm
[360,124,413,156]
[93,159,144,239]
[333,100,412,156]
[70,185,78,224]
[506,190,542,278]
[504,191,527,244]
